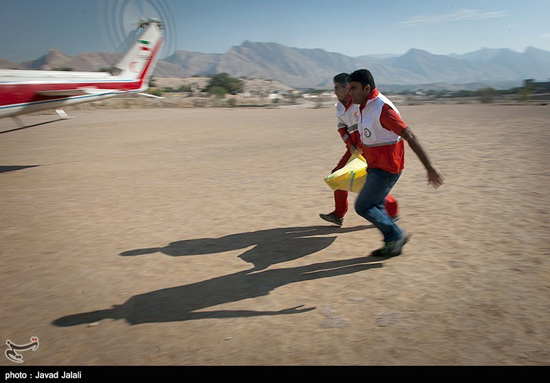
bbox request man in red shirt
[346,69,444,257]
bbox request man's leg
[385,194,399,219]
[332,150,352,218]
[320,150,352,226]
[333,189,348,218]
[355,168,402,243]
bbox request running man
[346,69,444,256]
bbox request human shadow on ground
[52,255,384,327]
[120,225,373,270]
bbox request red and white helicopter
[0,18,164,127]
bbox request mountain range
[2,42,549,90]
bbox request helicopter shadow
[0,165,40,174]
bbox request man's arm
[337,120,358,152]
[399,127,444,188]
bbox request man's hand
[347,143,358,154]
[427,166,444,188]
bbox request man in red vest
[320,73,400,227]
[346,69,444,257]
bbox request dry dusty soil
[1,103,549,365]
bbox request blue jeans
[355,168,402,243]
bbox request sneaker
[319,212,343,227]
[392,215,401,222]
[371,231,411,257]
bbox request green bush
[208,86,228,98]
[205,73,243,95]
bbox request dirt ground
[1,103,549,366]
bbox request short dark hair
[333,72,349,87]
[347,69,376,90]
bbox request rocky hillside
[3,43,549,90]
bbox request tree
[518,85,533,103]
[205,73,243,95]
[478,87,496,104]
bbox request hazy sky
[2,0,550,62]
